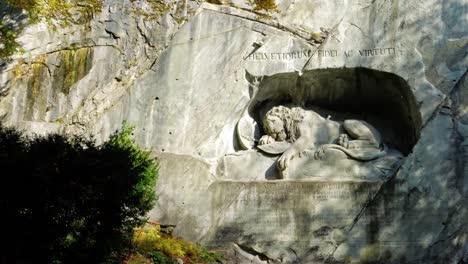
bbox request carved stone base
[204,180,388,262]
[282,148,403,180]
[221,149,403,181]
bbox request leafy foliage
[149,251,176,264]
[0,0,102,60]
[5,0,103,26]
[0,122,158,263]
[131,223,223,264]
[0,22,21,60]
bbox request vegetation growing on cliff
[5,0,102,26]
[0,0,102,60]
[53,48,94,94]
[248,0,278,12]
[0,22,21,60]
[206,0,223,4]
[129,0,171,22]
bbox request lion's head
[263,105,305,142]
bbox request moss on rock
[1,0,102,61]
[24,55,48,120]
[18,48,93,121]
[249,0,277,12]
[52,48,94,95]
[6,0,103,27]
[130,0,171,21]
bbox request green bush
[150,251,177,264]
[0,122,158,263]
[0,23,21,60]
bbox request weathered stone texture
[0,0,467,263]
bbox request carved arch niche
[238,68,422,155]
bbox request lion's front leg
[338,134,349,148]
[338,133,380,150]
[277,144,309,171]
[277,148,295,171]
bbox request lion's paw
[338,134,349,148]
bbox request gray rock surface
[0,0,467,263]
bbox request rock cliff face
[1,0,467,263]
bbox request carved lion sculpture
[257,105,386,172]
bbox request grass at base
[125,222,223,264]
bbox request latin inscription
[210,181,385,243]
[246,47,399,61]
[245,50,313,61]
[215,181,378,198]
[358,47,396,56]
[212,181,382,212]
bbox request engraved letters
[358,47,396,56]
[246,47,399,61]
[246,50,313,61]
